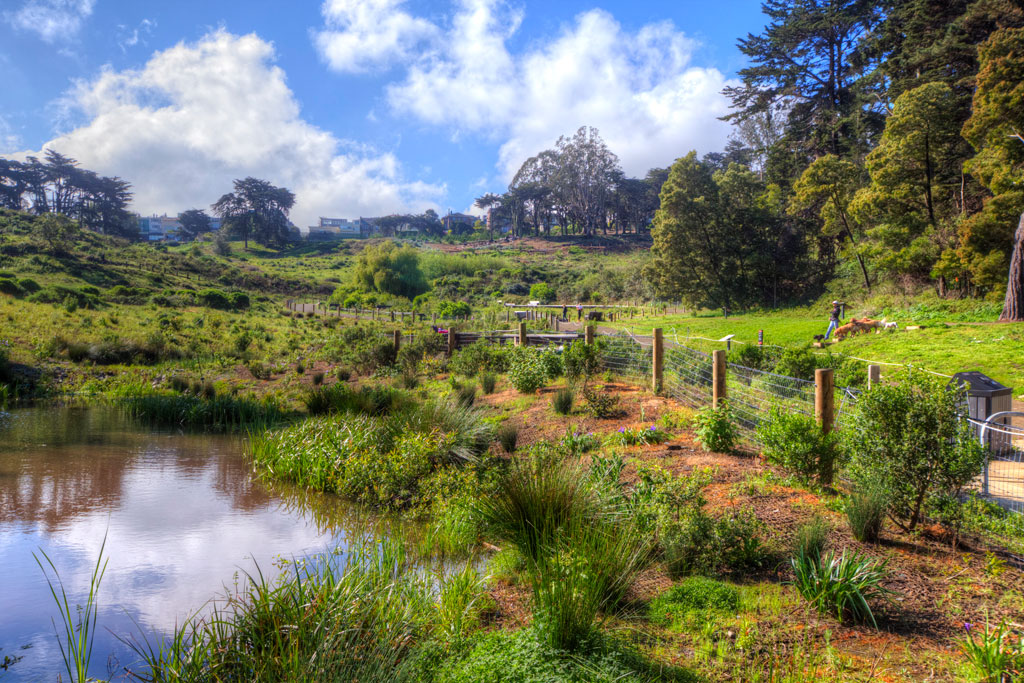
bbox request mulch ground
[475,382,1024,680]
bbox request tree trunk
[1000,212,1024,321]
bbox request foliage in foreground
[648,576,740,628]
[790,549,891,627]
[692,401,739,453]
[757,408,842,486]
[959,618,1024,683]
[846,369,986,531]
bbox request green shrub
[846,485,887,543]
[312,371,325,386]
[437,300,471,318]
[757,408,843,486]
[350,240,428,298]
[497,423,519,453]
[847,369,986,530]
[563,340,601,388]
[0,277,22,296]
[539,349,563,380]
[508,347,548,394]
[229,291,250,309]
[528,282,556,303]
[197,288,232,310]
[790,549,892,627]
[648,577,740,627]
[303,383,402,416]
[437,628,697,683]
[397,370,420,389]
[448,341,510,376]
[607,425,669,447]
[336,367,352,381]
[17,278,40,293]
[959,618,1024,683]
[551,388,574,415]
[582,385,620,418]
[693,401,739,452]
[774,346,817,381]
[480,372,497,394]
[456,383,477,407]
[793,516,830,559]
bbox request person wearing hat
[824,300,844,339]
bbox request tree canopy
[212,177,296,249]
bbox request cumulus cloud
[4,0,94,43]
[380,0,734,180]
[314,0,438,73]
[19,30,443,226]
[116,17,155,53]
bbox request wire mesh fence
[599,332,652,383]
[663,342,712,410]
[724,363,817,440]
[967,414,1024,514]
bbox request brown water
[0,405,376,681]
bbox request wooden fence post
[506,308,510,323]
[389,310,395,322]
[585,325,595,345]
[432,312,437,325]
[867,365,881,389]
[518,321,527,346]
[815,368,835,433]
[393,329,401,353]
[712,349,727,407]
[447,328,456,356]
[652,328,663,394]
[554,318,560,332]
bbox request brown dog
[834,318,881,341]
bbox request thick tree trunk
[1001,212,1024,321]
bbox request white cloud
[314,0,438,73]
[4,0,94,43]
[18,30,443,226]
[370,0,735,180]
[116,17,155,53]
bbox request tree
[552,127,621,235]
[351,240,428,298]
[790,155,871,290]
[178,209,213,241]
[37,213,79,254]
[212,177,296,249]
[724,0,884,161]
[474,193,502,239]
[961,28,1024,318]
[849,82,966,279]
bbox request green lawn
[608,308,1024,394]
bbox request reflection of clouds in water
[49,464,345,633]
[0,407,369,680]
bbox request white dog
[881,321,898,331]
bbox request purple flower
[649,425,657,431]
[963,622,973,633]
[618,427,626,433]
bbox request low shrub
[790,549,891,627]
[312,371,325,386]
[793,516,830,559]
[563,340,601,389]
[558,428,601,457]
[456,383,477,407]
[336,367,352,381]
[437,627,697,683]
[693,401,739,453]
[117,387,287,431]
[437,300,471,318]
[846,485,887,543]
[397,371,420,389]
[608,425,669,447]
[757,408,843,486]
[197,288,232,310]
[508,347,548,394]
[497,423,519,453]
[480,372,497,395]
[0,277,22,296]
[303,383,403,417]
[648,576,740,627]
[959,618,1024,683]
[582,385,620,418]
[551,387,574,415]
[448,341,509,377]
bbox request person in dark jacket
[824,301,843,339]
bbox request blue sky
[0,0,768,227]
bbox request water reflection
[0,406,381,681]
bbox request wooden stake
[712,350,726,407]
[652,328,663,393]
[815,368,834,433]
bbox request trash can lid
[949,371,1012,398]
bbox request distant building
[442,212,479,232]
[137,213,222,242]
[307,217,368,240]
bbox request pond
[0,405,376,681]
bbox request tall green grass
[126,539,489,681]
[34,533,108,682]
[114,383,288,430]
[474,453,651,650]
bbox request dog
[881,321,898,331]
[813,334,825,342]
[834,318,878,341]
